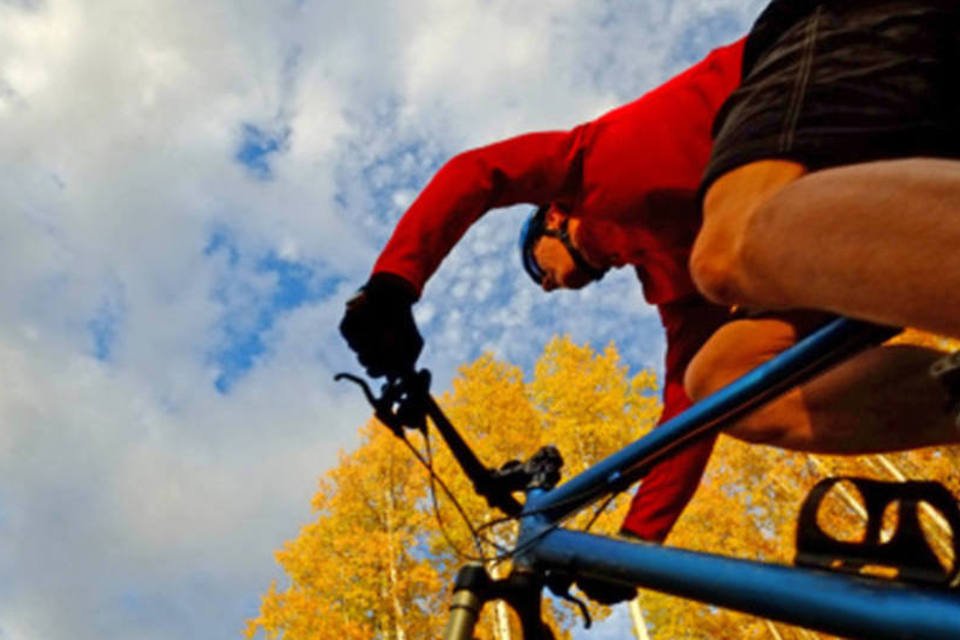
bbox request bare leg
[684,313,960,453]
[692,158,960,338]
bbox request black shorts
[702,0,960,192]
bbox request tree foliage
[247,421,442,639]
[635,329,960,639]
[248,331,960,640]
[247,336,660,639]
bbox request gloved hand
[339,273,423,378]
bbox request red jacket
[373,39,745,541]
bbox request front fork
[443,563,555,640]
[443,565,486,640]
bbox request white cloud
[0,0,766,637]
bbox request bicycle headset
[519,205,608,285]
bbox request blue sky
[0,1,765,638]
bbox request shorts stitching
[780,5,822,152]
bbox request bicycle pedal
[795,477,960,588]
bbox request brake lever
[333,372,377,406]
[334,370,429,435]
[336,368,524,516]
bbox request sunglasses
[521,206,607,285]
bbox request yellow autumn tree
[247,336,662,639]
[634,327,960,639]
[416,353,551,640]
[249,330,960,640]
[247,420,444,639]
[424,338,663,638]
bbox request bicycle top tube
[525,317,899,522]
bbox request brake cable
[336,370,631,564]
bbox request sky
[0,1,766,638]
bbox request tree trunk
[764,619,785,640]
[488,562,512,640]
[628,596,651,640]
[384,486,407,640]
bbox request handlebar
[336,369,529,516]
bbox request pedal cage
[795,476,960,588]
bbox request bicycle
[338,317,960,639]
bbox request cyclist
[340,38,744,545]
[685,0,960,451]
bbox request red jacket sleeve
[620,382,717,542]
[620,298,730,542]
[372,130,585,295]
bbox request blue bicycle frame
[440,317,960,639]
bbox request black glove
[339,273,423,378]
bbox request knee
[683,345,714,405]
[684,339,789,446]
[683,323,745,403]
[689,223,749,308]
[684,316,809,447]
[691,160,807,306]
[689,177,758,307]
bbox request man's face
[531,210,595,291]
